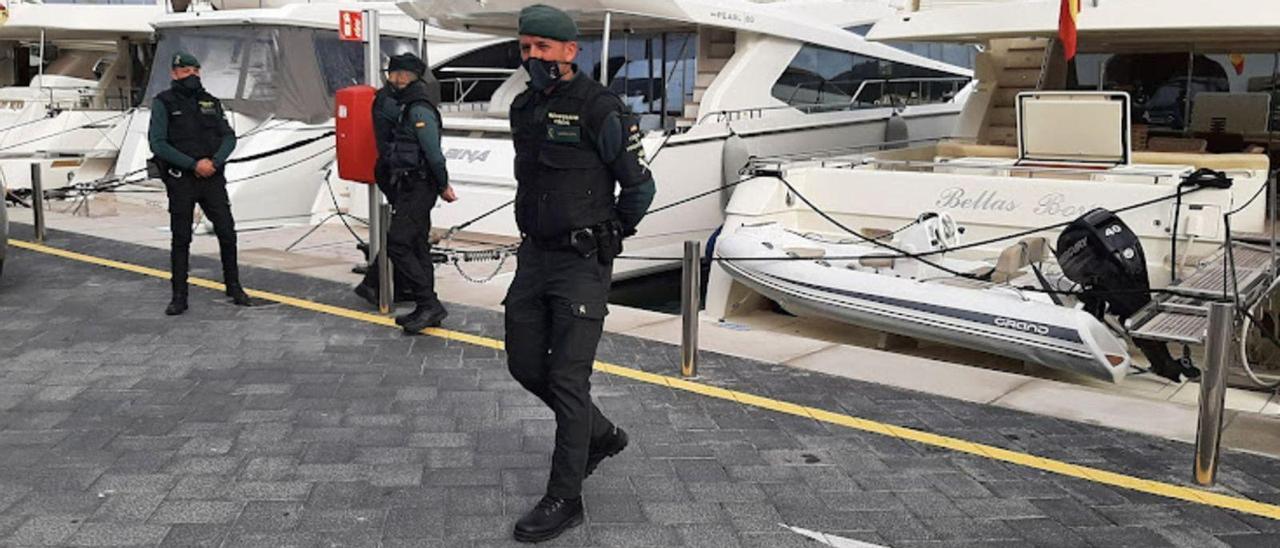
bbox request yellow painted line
[10,237,1280,521]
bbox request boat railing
[438,102,492,113]
[746,135,952,173]
[436,67,517,106]
[0,85,144,113]
[697,76,969,125]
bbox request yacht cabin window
[772,43,967,111]
[432,42,522,105]
[1066,51,1280,138]
[575,33,697,129]
[845,24,977,70]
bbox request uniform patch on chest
[547,111,580,126]
[198,100,217,115]
[546,125,581,143]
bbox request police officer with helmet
[504,5,656,542]
[380,52,457,333]
[149,52,251,316]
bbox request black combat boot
[165,293,188,316]
[585,426,628,479]
[353,283,378,307]
[513,495,583,543]
[225,284,253,307]
[398,303,448,333]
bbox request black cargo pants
[504,241,616,499]
[165,172,240,295]
[386,178,441,309]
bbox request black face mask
[176,75,202,93]
[523,58,562,91]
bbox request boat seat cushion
[857,256,895,268]
[991,236,1047,283]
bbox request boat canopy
[868,0,1280,50]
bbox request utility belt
[147,157,186,181]
[389,167,440,193]
[531,220,624,264]
[148,157,220,183]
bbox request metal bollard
[681,240,701,378]
[377,203,392,315]
[1194,301,1233,486]
[30,163,45,242]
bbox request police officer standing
[149,52,251,316]
[380,53,457,333]
[504,5,656,542]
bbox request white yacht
[108,1,514,229]
[0,0,164,192]
[705,0,1278,383]
[396,0,976,278]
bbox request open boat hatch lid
[1017,91,1131,166]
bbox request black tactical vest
[154,87,227,162]
[384,98,443,180]
[510,75,617,240]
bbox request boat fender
[884,111,909,148]
[721,133,751,208]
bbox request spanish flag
[1059,0,1080,61]
[1230,53,1246,75]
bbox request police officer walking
[353,75,419,307]
[379,53,457,333]
[504,5,656,542]
[149,52,251,316]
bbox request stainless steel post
[37,30,44,82]
[1194,301,1233,486]
[363,10,391,313]
[378,203,392,315]
[418,21,427,61]
[30,163,45,242]
[681,240,701,377]
[600,12,613,86]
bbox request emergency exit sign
[339,11,363,41]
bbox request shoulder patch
[414,121,426,128]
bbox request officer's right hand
[441,185,458,203]
[194,158,217,178]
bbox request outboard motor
[1055,208,1199,382]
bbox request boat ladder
[1127,242,1280,345]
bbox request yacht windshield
[147,26,409,123]
[313,35,419,95]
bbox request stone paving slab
[2,226,1280,547]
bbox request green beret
[518,4,578,42]
[171,52,200,69]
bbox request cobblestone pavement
[2,226,1280,547]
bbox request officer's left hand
[194,158,217,178]
[441,185,458,203]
